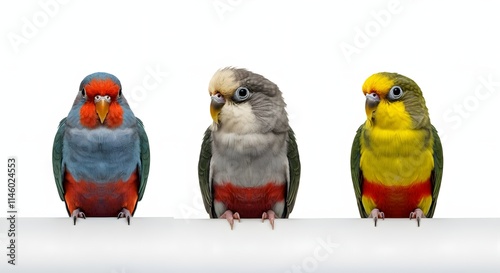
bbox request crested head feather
[80,72,122,98]
[209,67,240,97]
[362,73,395,98]
[80,72,121,90]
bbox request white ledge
[1,218,500,272]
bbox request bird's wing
[136,118,150,201]
[52,118,66,201]
[351,124,368,217]
[284,128,301,217]
[427,125,443,217]
[198,127,215,217]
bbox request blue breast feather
[62,126,140,183]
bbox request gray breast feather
[210,131,288,187]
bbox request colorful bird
[52,72,150,225]
[198,67,301,229]
[350,72,443,227]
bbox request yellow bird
[351,72,443,226]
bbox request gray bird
[198,67,301,229]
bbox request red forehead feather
[84,78,120,97]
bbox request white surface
[1,1,500,220]
[0,218,499,272]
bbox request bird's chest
[63,127,139,183]
[360,128,434,186]
[210,132,288,187]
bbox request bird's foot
[117,208,132,225]
[71,208,86,225]
[262,210,277,230]
[409,208,425,227]
[369,208,384,227]
[219,210,240,230]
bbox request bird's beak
[365,92,380,120]
[365,92,380,109]
[95,99,110,124]
[210,92,226,124]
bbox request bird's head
[362,72,430,130]
[76,72,126,128]
[208,67,289,134]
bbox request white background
[1,0,499,219]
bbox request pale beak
[365,92,380,109]
[365,92,380,121]
[210,92,225,124]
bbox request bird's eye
[118,88,122,98]
[81,88,87,98]
[388,86,403,100]
[233,87,251,102]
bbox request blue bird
[52,72,150,225]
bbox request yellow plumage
[360,109,435,186]
[351,72,443,222]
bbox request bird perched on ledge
[198,67,301,229]
[52,72,150,225]
[350,72,443,227]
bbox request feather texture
[199,68,300,219]
[52,72,150,217]
[351,73,443,218]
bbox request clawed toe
[71,208,86,225]
[409,208,425,227]
[117,208,132,225]
[262,210,277,230]
[369,209,384,227]
[220,210,240,230]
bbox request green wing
[284,128,301,218]
[426,125,443,217]
[52,118,67,201]
[350,124,368,218]
[136,118,150,201]
[198,127,214,217]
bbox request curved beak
[210,92,225,124]
[365,92,380,120]
[365,92,380,109]
[95,99,110,124]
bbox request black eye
[388,86,403,100]
[233,87,251,102]
[81,88,87,98]
[118,88,122,98]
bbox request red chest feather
[214,182,286,218]
[63,171,139,217]
[362,179,432,218]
